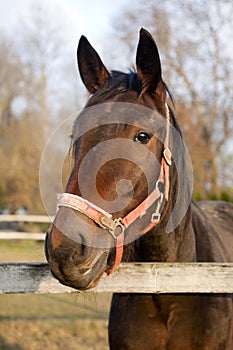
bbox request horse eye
[134,131,151,144]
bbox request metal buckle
[108,218,125,240]
[151,213,161,224]
[100,216,115,229]
[100,216,125,239]
[151,190,164,225]
[163,147,172,166]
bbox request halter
[57,104,172,275]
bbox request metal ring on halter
[108,218,125,240]
[155,179,165,194]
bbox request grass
[0,241,111,350]
[0,240,46,262]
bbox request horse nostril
[71,240,89,265]
[81,243,86,256]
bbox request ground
[0,240,111,350]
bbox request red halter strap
[57,104,172,274]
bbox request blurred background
[0,1,232,349]
[0,0,233,215]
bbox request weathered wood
[0,215,53,223]
[0,262,232,294]
[0,232,45,240]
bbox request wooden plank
[0,232,45,240]
[0,215,53,223]
[0,263,232,294]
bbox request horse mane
[85,71,140,107]
[86,70,175,112]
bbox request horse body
[45,28,233,349]
[110,200,233,349]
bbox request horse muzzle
[45,207,111,290]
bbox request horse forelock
[85,70,176,119]
[85,71,141,107]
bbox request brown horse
[45,28,233,349]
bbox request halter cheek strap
[56,104,172,275]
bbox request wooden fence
[0,215,52,223]
[0,215,233,295]
[0,262,233,294]
[0,214,51,240]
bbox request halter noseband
[57,104,172,275]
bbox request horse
[45,28,233,349]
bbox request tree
[0,3,81,213]
[111,0,233,199]
[0,35,23,128]
[0,34,26,211]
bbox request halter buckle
[151,189,164,225]
[100,216,125,239]
[151,212,161,224]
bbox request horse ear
[136,28,166,100]
[77,36,110,94]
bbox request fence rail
[0,215,52,240]
[0,216,232,295]
[0,232,45,240]
[0,215,53,223]
[0,262,233,294]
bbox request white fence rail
[0,262,233,294]
[0,232,45,240]
[0,216,232,295]
[0,215,53,223]
[0,215,52,240]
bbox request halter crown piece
[57,104,172,275]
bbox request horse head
[45,28,190,290]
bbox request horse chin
[49,250,108,291]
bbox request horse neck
[135,162,197,263]
[191,201,229,262]
[136,202,196,263]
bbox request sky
[0,0,128,52]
